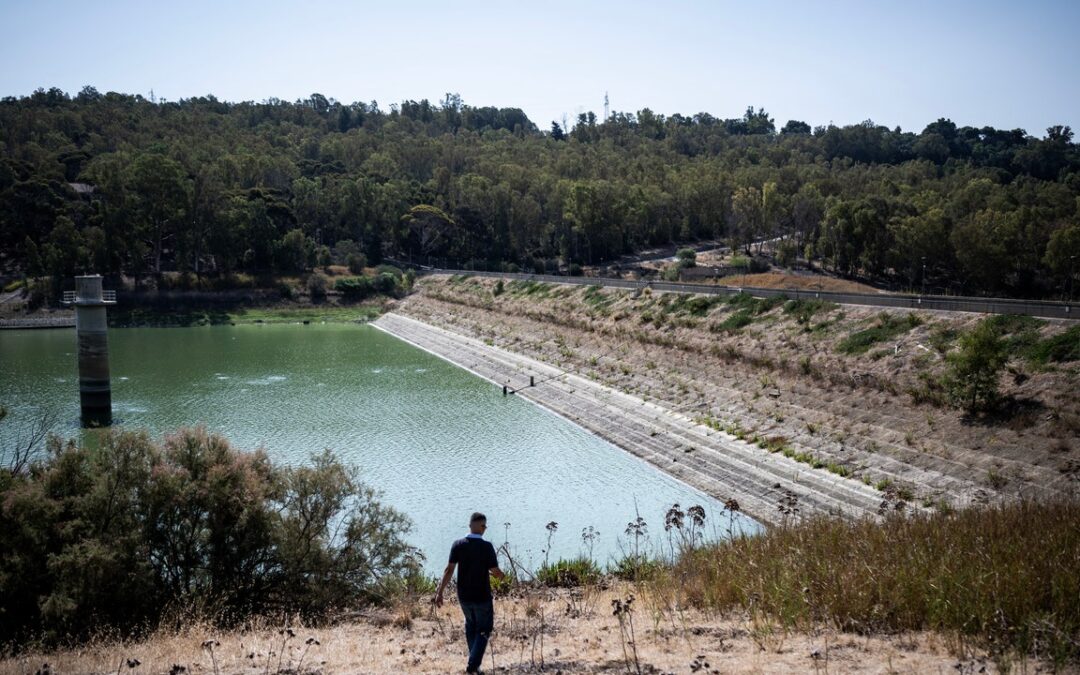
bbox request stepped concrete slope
[375,313,888,526]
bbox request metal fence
[424,269,1077,321]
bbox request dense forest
[1,87,1078,298]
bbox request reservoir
[0,323,753,572]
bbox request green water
[0,323,753,572]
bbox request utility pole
[1070,255,1076,302]
[921,256,927,296]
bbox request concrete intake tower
[63,275,116,426]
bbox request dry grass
[403,275,1080,510]
[666,499,1080,668]
[707,272,884,294]
[0,585,1010,674]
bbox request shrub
[536,557,602,587]
[609,554,662,581]
[0,428,418,646]
[1026,324,1080,364]
[335,275,373,300]
[372,272,401,296]
[945,318,1008,412]
[837,312,923,355]
[347,253,367,274]
[775,239,798,268]
[675,247,697,266]
[375,264,403,280]
[783,298,835,324]
[306,273,328,301]
[670,499,1080,666]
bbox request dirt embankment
[393,275,1080,514]
[0,585,1009,675]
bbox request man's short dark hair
[470,512,487,524]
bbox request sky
[2,0,1078,136]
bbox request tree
[126,154,190,276]
[729,186,763,254]
[781,120,811,134]
[550,121,565,141]
[1043,223,1080,295]
[951,209,1022,291]
[945,319,1008,413]
[275,228,313,273]
[400,204,456,260]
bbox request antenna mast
[603,92,609,121]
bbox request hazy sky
[2,0,1078,136]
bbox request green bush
[375,264,403,280]
[676,248,697,266]
[609,554,663,581]
[945,318,1008,412]
[372,272,400,295]
[335,275,373,300]
[347,252,367,274]
[0,428,418,646]
[1026,324,1080,364]
[535,557,602,587]
[783,298,835,324]
[837,312,923,355]
[307,273,328,301]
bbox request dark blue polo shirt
[449,534,498,603]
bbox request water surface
[0,323,754,572]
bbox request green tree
[945,319,1008,413]
[400,204,456,260]
[1043,223,1080,295]
[275,228,313,273]
[126,154,190,276]
[951,209,1021,291]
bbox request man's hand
[433,591,444,608]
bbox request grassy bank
[657,499,1080,667]
[406,275,1080,509]
[5,497,1075,672]
[108,303,386,327]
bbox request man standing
[434,512,505,674]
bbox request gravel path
[0,313,75,329]
[375,312,887,526]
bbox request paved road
[424,269,1077,321]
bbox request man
[434,512,505,675]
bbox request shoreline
[374,312,885,526]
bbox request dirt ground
[394,276,1080,512]
[708,272,883,294]
[0,586,1024,675]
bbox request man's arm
[489,545,505,580]
[433,562,456,607]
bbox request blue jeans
[460,600,494,672]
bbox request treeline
[1,86,1078,297]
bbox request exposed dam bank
[374,312,886,526]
